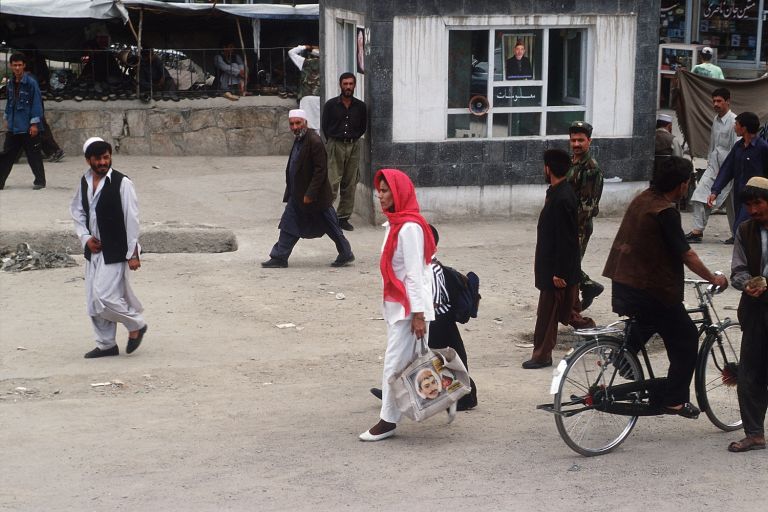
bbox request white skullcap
[657,113,673,124]
[746,176,768,190]
[702,46,714,55]
[83,136,105,154]
[288,109,307,120]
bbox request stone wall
[45,96,296,157]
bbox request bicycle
[537,278,742,457]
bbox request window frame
[446,25,591,140]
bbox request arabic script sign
[703,1,757,19]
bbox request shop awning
[0,1,319,21]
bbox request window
[698,0,762,62]
[336,20,356,77]
[447,27,588,139]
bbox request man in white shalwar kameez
[686,87,737,243]
[71,137,147,358]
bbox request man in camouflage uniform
[287,44,321,130]
[566,121,604,312]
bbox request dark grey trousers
[737,299,768,437]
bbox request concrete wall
[45,97,297,157]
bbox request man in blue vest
[70,137,148,358]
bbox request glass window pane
[546,111,587,135]
[699,0,760,61]
[492,113,540,137]
[547,29,585,106]
[494,30,542,81]
[493,86,542,107]
[448,30,489,109]
[448,114,488,139]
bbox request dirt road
[1,156,763,511]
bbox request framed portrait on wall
[356,27,365,74]
[503,33,536,80]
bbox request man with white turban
[70,137,148,358]
[261,109,354,268]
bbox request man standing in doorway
[566,121,604,313]
[686,87,737,244]
[0,52,46,190]
[70,137,148,358]
[321,72,367,231]
[261,109,354,268]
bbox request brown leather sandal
[727,437,766,453]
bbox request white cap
[702,46,713,55]
[288,109,307,120]
[657,113,673,124]
[83,136,105,154]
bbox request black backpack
[441,263,481,324]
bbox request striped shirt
[431,260,451,316]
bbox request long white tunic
[379,221,434,423]
[70,168,143,319]
[691,110,737,205]
[380,221,435,324]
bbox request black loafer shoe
[662,402,700,419]
[126,324,148,354]
[685,231,703,243]
[84,345,119,358]
[370,387,382,400]
[580,281,604,310]
[722,237,734,245]
[339,218,354,231]
[261,258,288,268]
[522,358,552,369]
[331,254,355,267]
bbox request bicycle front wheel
[696,323,742,432]
[554,338,644,457]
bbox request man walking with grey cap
[70,137,147,358]
[262,109,354,268]
[727,176,768,453]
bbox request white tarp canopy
[0,1,319,21]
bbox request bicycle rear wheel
[554,337,644,456]
[696,323,742,432]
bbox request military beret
[569,121,593,138]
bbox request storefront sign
[703,1,757,19]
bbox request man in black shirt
[523,149,581,369]
[321,72,367,231]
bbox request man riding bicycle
[603,156,728,418]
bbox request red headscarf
[374,168,436,316]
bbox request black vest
[81,170,129,264]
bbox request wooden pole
[136,8,143,98]
[236,18,249,96]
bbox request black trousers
[269,213,352,263]
[428,312,477,408]
[0,132,46,189]
[737,298,768,437]
[613,282,698,407]
[39,118,61,157]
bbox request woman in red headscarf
[359,169,436,442]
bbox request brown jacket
[603,189,684,306]
[282,130,333,211]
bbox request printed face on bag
[416,369,441,400]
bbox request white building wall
[392,14,638,142]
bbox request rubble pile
[1,243,78,272]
